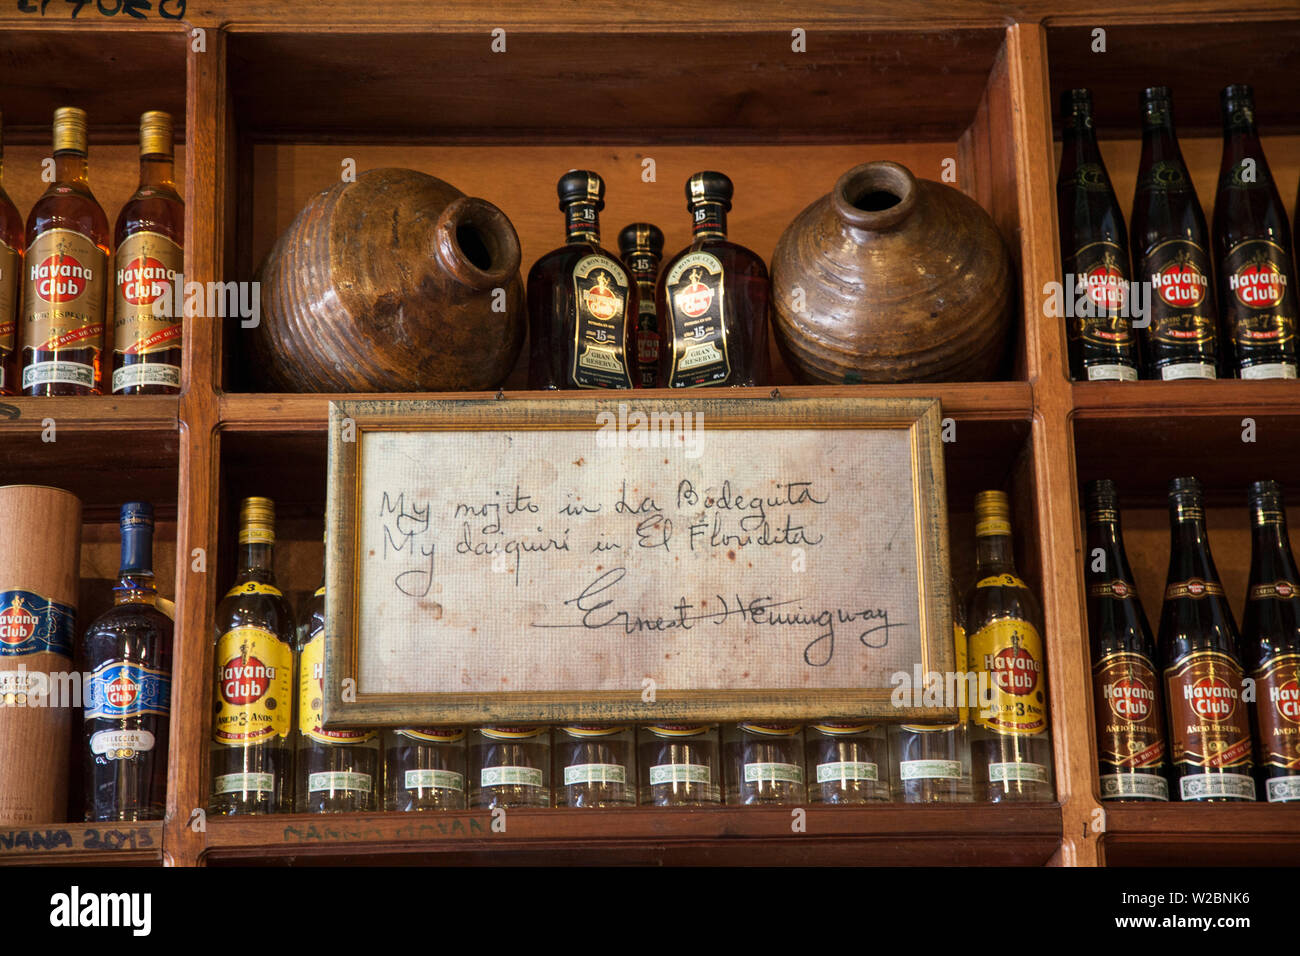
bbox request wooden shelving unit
[0,1,1297,867]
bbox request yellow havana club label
[396,728,466,743]
[212,626,292,746]
[0,238,17,374]
[976,573,1027,590]
[21,228,106,389]
[113,230,182,391]
[224,581,283,599]
[969,617,1048,735]
[298,631,375,746]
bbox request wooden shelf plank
[0,822,163,867]
[1072,380,1300,419]
[1101,804,1300,866]
[0,396,179,432]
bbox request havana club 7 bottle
[1130,88,1219,380]
[618,223,664,388]
[21,107,109,395]
[210,497,296,814]
[659,172,770,387]
[527,170,637,389]
[1057,89,1139,381]
[113,111,183,395]
[1241,481,1300,803]
[1158,478,1255,801]
[1213,85,1298,379]
[1084,480,1168,801]
[0,112,21,395]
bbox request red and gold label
[1221,239,1298,376]
[1089,579,1135,599]
[1164,578,1225,600]
[1164,650,1252,770]
[298,631,375,746]
[0,238,17,367]
[1253,653,1300,771]
[969,617,1048,735]
[21,228,106,389]
[1093,651,1165,769]
[212,626,293,746]
[570,254,632,389]
[1249,580,1299,600]
[665,251,730,388]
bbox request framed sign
[323,395,953,726]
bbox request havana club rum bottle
[638,724,721,806]
[1158,477,1255,801]
[112,111,183,395]
[21,107,110,395]
[210,497,296,814]
[1057,89,1139,381]
[658,171,770,387]
[1084,480,1169,801]
[527,170,637,389]
[0,112,21,396]
[555,724,636,807]
[1240,481,1300,803]
[966,491,1053,801]
[1130,88,1219,381]
[1212,85,1298,379]
[618,222,664,388]
[384,728,468,811]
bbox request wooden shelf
[1101,804,1300,866]
[0,396,179,432]
[0,822,163,867]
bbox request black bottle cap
[686,171,733,211]
[1247,479,1283,501]
[1084,479,1119,509]
[557,170,605,210]
[617,222,664,258]
[1061,88,1093,115]
[1168,476,1203,498]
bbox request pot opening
[456,223,495,271]
[850,189,902,212]
[833,161,917,232]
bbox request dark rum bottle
[21,107,110,395]
[81,502,172,821]
[0,111,21,396]
[1158,477,1255,802]
[1130,88,1218,381]
[527,170,637,389]
[210,497,296,814]
[1084,480,1169,801]
[618,222,664,388]
[1213,85,1298,379]
[1057,89,1139,381]
[112,111,183,395]
[1240,481,1300,803]
[658,171,770,387]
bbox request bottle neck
[974,533,1016,576]
[564,201,600,244]
[1167,504,1218,579]
[1249,505,1299,583]
[690,201,728,240]
[237,541,275,579]
[53,150,89,186]
[1087,510,1133,581]
[116,523,157,605]
[625,251,659,284]
[138,152,175,189]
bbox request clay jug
[770,161,1013,383]
[253,167,525,392]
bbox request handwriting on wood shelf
[0,826,153,852]
[16,0,186,21]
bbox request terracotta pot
[770,161,1013,384]
[254,168,525,392]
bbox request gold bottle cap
[974,489,1012,537]
[52,107,88,155]
[239,496,276,545]
[139,111,173,157]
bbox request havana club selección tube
[638,724,721,806]
[0,112,21,396]
[658,171,770,387]
[555,724,636,807]
[966,491,1053,801]
[384,728,468,811]
[1057,89,1138,382]
[1084,480,1168,801]
[470,725,551,809]
[807,722,890,803]
[723,723,806,805]
[1241,481,1300,803]
[112,111,183,395]
[1158,478,1255,802]
[1130,88,1219,381]
[21,107,109,396]
[618,222,664,388]
[527,170,637,390]
[1213,85,1298,379]
[210,497,296,815]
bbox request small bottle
[81,502,172,822]
[638,724,721,806]
[555,724,636,807]
[1158,477,1255,802]
[618,222,664,388]
[21,107,110,395]
[0,111,22,396]
[1240,481,1300,804]
[658,171,770,387]
[1085,480,1169,802]
[470,725,551,809]
[112,111,183,395]
[1130,88,1219,381]
[807,722,890,803]
[384,728,468,811]
[724,723,806,805]
[526,170,637,389]
[1056,89,1139,382]
[210,497,296,815]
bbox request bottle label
[0,589,76,659]
[1164,650,1252,772]
[665,251,731,388]
[570,254,632,389]
[1265,776,1300,803]
[1249,580,1299,599]
[223,581,282,599]
[1088,579,1135,598]
[21,228,107,386]
[737,723,801,736]
[1092,651,1165,770]
[213,772,275,795]
[816,761,878,783]
[1221,239,1298,373]
[563,762,627,786]
[743,761,803,784]
[1164,578,1224,600]
[0,238,17,361]
[635,292,660,387]
[212,626,293,746]
[969,618,1048,735]
[112,230,182,370]
[84,660,170,720]
[811,722,876,735]
[987,761,1049,784]
[1138,158,1192,194]
[479,725,546,740]
[1178,772,1255,802]
[976,573,1028,590]
[1100,772,1169,801]
[480,765,543,788]
[307,771,372,794]
[649,763,711,785]
[1066,240,1137,375]
[405,768,464,792]
[561,724,628,738]
[298,631,376,745]
[645,724,708,738]
[899,759,961,780]
[396,728,465,743]
[1253,652,1300,775]
[1141,239,1218,374]
[89,728,157,759]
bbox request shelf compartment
[1101,804,1300,866]
[0,821,163,867]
